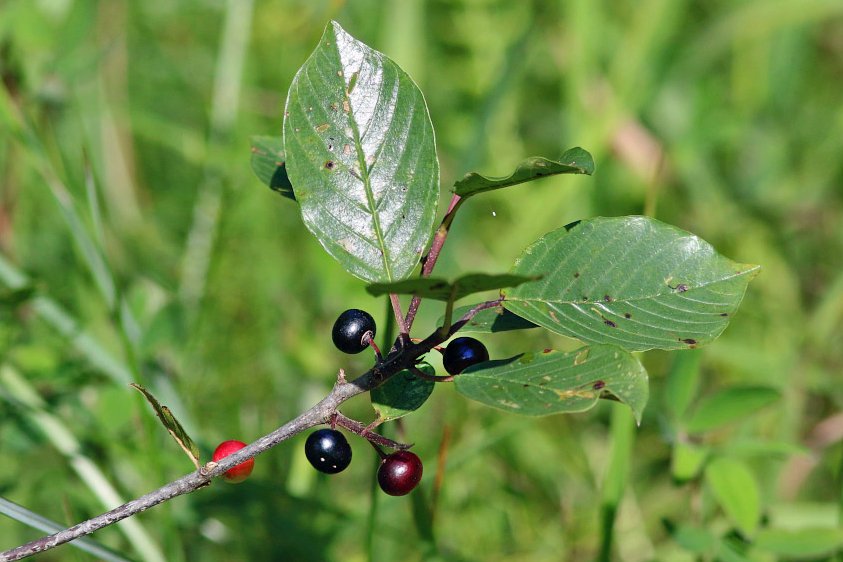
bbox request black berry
[442,337,489,375]
[377,450,423,496]
[304,428,352,474]
[332,309,376,354]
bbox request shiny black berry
[304,428,352,474]
[332,309,376,354]
[442,337,489,375]
[377,450,423,496]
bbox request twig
[0,299,499,561]
[332,413,411,450]
[410,366,455,383]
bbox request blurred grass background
[1,0,842,560]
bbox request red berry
[377,450,423,496]
[212,440,255,483]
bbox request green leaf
[665,523,717,554]
[283,21,439,282]
[755,527,843,558]
[454,344,648,423]
[505,216,760,351]
[367,273,538,301]
[130,383,200,469]
[704,457,760,536]
[663,349,702,421]
[439,304,538,333]
[671,441,710,481]
[453,147,594,198]
[685,386,780,433]
[716,541,753,562]
[250,135,294,201]
[371,364,435,421]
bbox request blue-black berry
[442,337,489,375]
[305,428,352,474]
[332,309,376,354]
[377,450,423,496]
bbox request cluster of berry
[211,308,489,496]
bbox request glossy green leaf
[755,527,843,557]
[685,386,780,433]
[704,457,760,536]
[283,21,439,282]
[453,147,594,198]
[439,304,538,333]
[454,344,648,423]
[250,135,294,201]
[130,383,200,469]
[371,364,435,421]
[367,273,537,301]
[505,216,760,351]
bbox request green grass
[1,1,843,560]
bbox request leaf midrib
[338,48,394,282]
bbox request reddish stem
[410,366,455,383]
[332,412,411,450]
[404,194,463,331]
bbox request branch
[0,303,498,561]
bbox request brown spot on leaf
[543,348,552,354]
[603,295,613,302]
[593,380,605,390]
[680,338,697,345]
[316,123,329,133]
[675,284,689,293]
[624,313,631,319]
[604,319,617,328]
[574,272,580,278]
[324,160,336,171]
[720,312,729,317]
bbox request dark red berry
[332,309,376,354]
[377,450,423,496]
[442,337,489,375]
[212,440,255,483]
[305,428,352,474]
